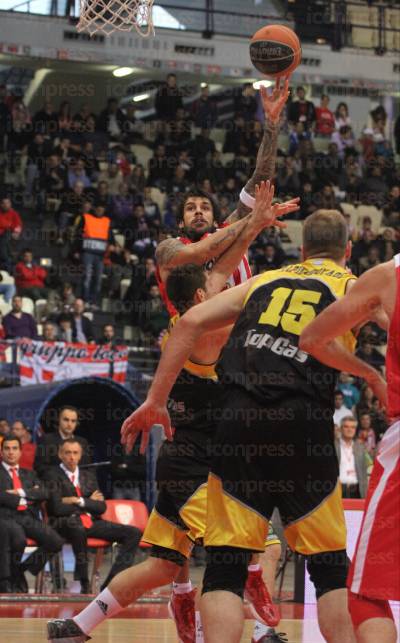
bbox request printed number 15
[258,287,322,336]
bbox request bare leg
[356,618,397,643]
[174,558,191,584]
[107,556,180,606]
[201,591,244,643]
[318,589,356,643]
[260,543,281,596]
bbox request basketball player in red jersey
[156,77,295,316]
[300,256,399,643]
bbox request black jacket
[34,432,92,478]
[0,464,47,520]
[43,466,106,520]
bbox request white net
[77,0,154,37]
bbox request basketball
[250,24,302,77]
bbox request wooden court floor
[1,602,399,642]
[0,602,331,643]
[0,616,316,643]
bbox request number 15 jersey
[217,258,357,407]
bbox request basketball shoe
[168,587,196,643]
[47,618,90,642]
[245,568,280,627]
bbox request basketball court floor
[0,601,332,642]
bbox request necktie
[71,474,92,529]
[11,467,27,511]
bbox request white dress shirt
[60,463,85,507]
[1,461,27,506]
[339,439,358,485]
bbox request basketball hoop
[76,0,154,37]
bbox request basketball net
[77,0,154,37]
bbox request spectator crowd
[0,74,399,503]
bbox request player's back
[217,257,356,407]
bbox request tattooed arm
[226,77,290,224]
[156,215,251,282]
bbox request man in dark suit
[44,438,142,593]
[34,405,92,478]
[335,416,369,498]
[0,435,64,592]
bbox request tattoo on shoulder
[155,238,184,267]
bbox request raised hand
[260,75,290,124]
[121,399,173,455]
[252,180,300,230]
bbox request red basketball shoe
[245,569,281,627]
[168,588,196,643]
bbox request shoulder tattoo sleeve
[155,238,185,268]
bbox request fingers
[164,422,174,442]
[140,431,150,455]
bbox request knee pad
[348,591,394,629]
[202,546,251,599]
[307,549,349,600]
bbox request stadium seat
[356,206,382,233]
[21,297,34,315]
[313,137,330,153]
[120,278,131,299]
[209,128,225,145]
[149,187,166,211]
[278,133,289,152]
[221,152,235,166]
[0,270,15,285]
[285,220,304,250]
[0,301,11,316]
[114,233,125,248]
[88,500,149,592]
[131,144,153,168]
[35,298,47,322]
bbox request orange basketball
[250,24,302,78]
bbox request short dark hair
[166,264,207,314]
[59,405,79,418]
[303,210,348,261]
[58,437,82,450]
[176,188,222,226]
[1,434,22,450]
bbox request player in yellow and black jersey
[123,209,371,643]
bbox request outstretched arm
[226,77,290,224]
[299,263,392,407]
[121,278,255,453]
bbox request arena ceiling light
[113,67,135,78]
[252,80,274,90]
[132,93,150,102]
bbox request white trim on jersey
[351,420,400,594]
[395,253,400,268]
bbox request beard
[182,223,216,242]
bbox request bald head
[303,210,349,261]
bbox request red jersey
[0,208,22,236]
[386,253,400,420]
[315,107,335,136]
[156,225,252,317]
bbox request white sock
[248,564,261,572]
[195,610,204,642]
[173,581,193,594]
[252,620,271,642]
[74,588,123,635]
